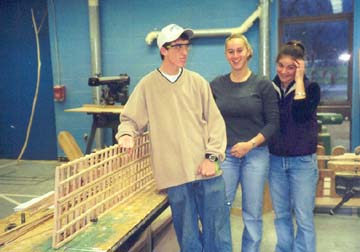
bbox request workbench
[65,104,124,154]
[0,184,168,252]
[0,134,169,252]
[316,153,360,213]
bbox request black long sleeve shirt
[268,75,321,156]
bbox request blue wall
[48,0,262,156]
[0,0,57,159]
[14,0,357,157]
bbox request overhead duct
[145,5,262,45]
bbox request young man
[116,24,232,252]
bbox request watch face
[205,153,218,162]
[209,154,217,162]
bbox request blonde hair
[225,34,253,60]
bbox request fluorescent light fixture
[330,0,343,14]
[338,53,351,61]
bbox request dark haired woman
[268,40,320,252]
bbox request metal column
[259,0,270,77]
[88,0,103,149]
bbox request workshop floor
[0,159,58,219]
[0,121,356,251]
[1,158,359,252]
[153,210,360,252]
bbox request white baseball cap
[156,24,194,49]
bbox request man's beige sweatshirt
[116,68,226,189]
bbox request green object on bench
[317,113,344,125]
[318,127,331,155]
[317,113,344,155]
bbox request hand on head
[294,59,305,82]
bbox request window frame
[279,12,354,118]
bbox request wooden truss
[52,133,153,249]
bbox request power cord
[17,8,47,162]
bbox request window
[279,0,354,151]
[280,0,353,17]
[279,0,353,117]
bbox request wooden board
[58,131,84,161]
[0,210,53,247]
[262,183,272,213]
[317,169,336,197]
[317,153,360,161]
[65,104,124,114]
[328,160,360,171]
[316,197,360,208]
[335,171,360,177]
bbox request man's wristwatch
[205,153,218,162]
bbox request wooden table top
[326,154,360,172]
[0,184,168,252]
[65,104,124,114]
[318,153,360,161]
[335,171,360,177]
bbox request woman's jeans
[167,175,232,252]
[269,153,319,252]
[221,146,270,252]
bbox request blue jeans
[269,154,319,252]
[221,146,269,252]
[167,176,232,252]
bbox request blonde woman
[210,34,279,252]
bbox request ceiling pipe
[88,0,103,149]
[145,5,262,45]
[259,0,270,77]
